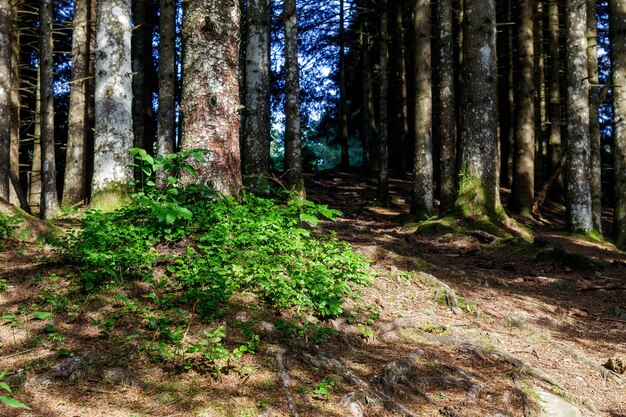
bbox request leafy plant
[312,378,337,399]
[0,215,22,248]
[0,370,30,410]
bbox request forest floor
[0,171,625,417]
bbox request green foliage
[312,378,337,399]
[0,215,22,248]
[0,370,30,410]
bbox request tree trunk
[283,0,304,198]
[338,0,349,169]
[63,0,90,207]
[496,0,514,189]
[547,0,564,202]
[456,0,502,219]
[435,0,457,214]
[92,0,134,210]
[132,0,157,156]
[0,0,10,199]
[411,0,432,217]
[389,0,407,174]
[156,0,177,161]
[511,0,535,216]
[376,1,389,206]
[29,71,41,213]
[180,0,242,196]
[359,0,373,171]
[564,0,592,232]
[587,0,602,233]
[10,1,25,210]
[242,0,271,191]
[611,0,626,246]
[39,0,58,219]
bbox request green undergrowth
[50,148,374,377]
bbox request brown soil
[0,172,624,417]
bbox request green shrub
[0,215,22,248]
[58,149,373,317]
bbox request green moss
[90,182,131,211]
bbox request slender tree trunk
[39,0,58,219]
[157,0,176,162]
[511,0,535,216]
[132,0,157,156]
[0,0,11,199]
[338,0,349,168]
[435,0,457,213]
[389,0,407,173]
[611,0,626,246]
[564,0,592,232]
[242,0,271,191]
[283,0,304,198]
[376,1,389,205]
[411,0,432,216]
[359,0,373,171]
[457,0,502,219]
[29,71,41,213]
[587,0,602,233]
[547,0,564,202]
[10,2,26,210]
[180,0,242,195]
[92,0,134,209]
[63,0,90,207]
[496,0,514,188]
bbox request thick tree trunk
[180,0,242,196]
[242,0,271,191]
[611,0,626,246]
[0,0,10,199]
[496,0,514,189]
[10,2,24,210]
[547,0,564,202]
[338,0,349,169]
[132,0,157,156]
[63,0,90,207]
[39,0,58,219]
[456,0,502,219]
[587,0,602,233]
[511,0,535,217]
[411,0,432,217]
[389,0,407,174]
[376,1,389,206]
[435,0,457,214]
[157,0,176,161]
[283,0,304,198]
[92,0,134,210]
[564,0,592,232]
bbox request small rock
[101,367,134,385]
[258,321,275,332]
[52,353,94,381]
[234,311,252,322]
[606,305,621,318]
[603,357,626,374]
[340,392,364,417]
[466,382,483,404]
[440,406,463,417]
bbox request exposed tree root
[299,346,422,417]
[271,347,300,417]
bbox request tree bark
[358,0,373,171]
[132,0,157,156]
[283,0,305,198]
[376,1,389,206]
[564,0,592,232]
[435,0,457,214]
[29,70,41,213]
[39,0,58,219]
[547,0,564,202]
[610,0,626,246]
[338,0,349,169]
[389,0,407,174]
[456,0,502,219]
[180,0,242,196]
[511,0,536,217]
[0,0,10,200]
[63,0,90,207]
[587,0,602,233]
[242,0,271,191]
[411,0,432,217]
[92,0,134,210]
[157,0,177,162]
